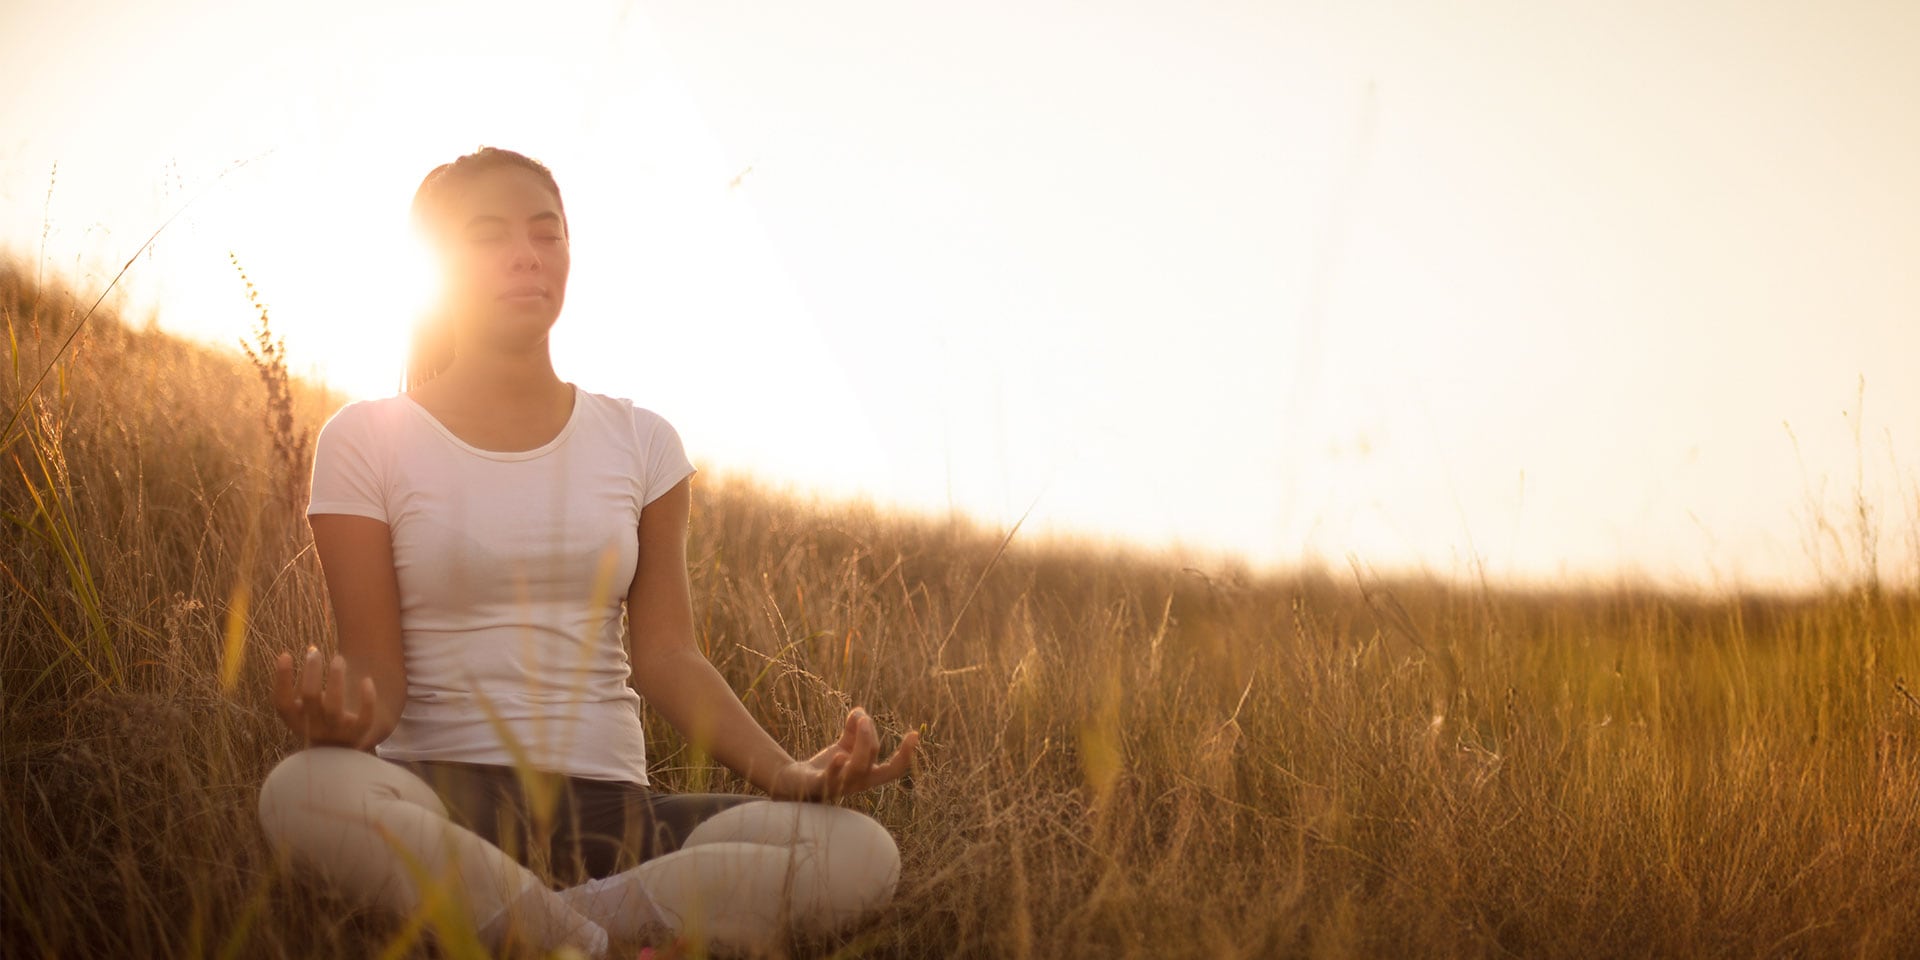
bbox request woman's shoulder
[319,393,413,434]
[573,386,678,433]
[313,395,417,456]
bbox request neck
[434,343,566,408]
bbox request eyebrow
[463,212,563,231]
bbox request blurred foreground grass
[5,259,1920,958]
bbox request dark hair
[404,146,569,391]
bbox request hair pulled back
[405,146,569,391]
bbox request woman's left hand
[767,707,919,803]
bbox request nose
[508,233,542,271]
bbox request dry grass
[6,256,1920,959]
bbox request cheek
[448,252,503,292]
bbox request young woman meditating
[256,146,917,958]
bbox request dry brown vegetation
[6,257,1920,958]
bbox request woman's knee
[256,747,472,917]
[672,802,900,930]
[260,748,340,850]
[256,746,437,853]
[813,808,900,921]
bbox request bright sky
[4,1,1917,595]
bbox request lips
[498,285,548,300]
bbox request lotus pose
[256,146,918,958]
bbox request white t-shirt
[305,383,695,785]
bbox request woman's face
[430,165,571,353]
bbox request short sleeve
[638,409,697,508]
[306,403,389,522]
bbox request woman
[255,146,918,959]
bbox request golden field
[5,259,1920,959]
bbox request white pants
[256,746,901,954]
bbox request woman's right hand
[271,645,382,751]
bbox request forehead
[441,166,563,225]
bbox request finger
[351,675,380,750]
[854,730,915,791]
[879,730,919,778]
[298,646,325,702]
[299,647,329,734]
[837,711,860,752]
[879,729,917,768]
[853,711,879,770]
[321,654,348,725]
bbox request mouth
[497,286,549,302]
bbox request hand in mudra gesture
[769,707,919,803]
[270,645,382,751]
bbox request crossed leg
[558,799,902,953]
[258,747,902,957]
[256,746,609,957]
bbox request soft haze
[4,0,1917,594]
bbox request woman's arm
[274,513,407,750]
[627,477,917,799]
[627,477,798,790]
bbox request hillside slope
[6,260,1920,958]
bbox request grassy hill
[6,258,1920,958]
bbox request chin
[475,308,559,348]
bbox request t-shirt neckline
[402,383,583,462]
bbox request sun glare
[178,142,454,401]
[282,165,438,399]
